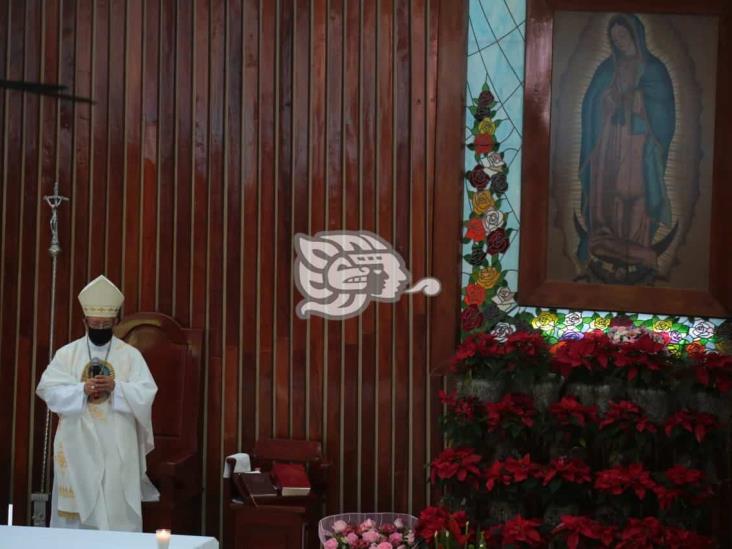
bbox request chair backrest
[253,438,323,465]
[114,312,203,470]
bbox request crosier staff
[31,181,69,527]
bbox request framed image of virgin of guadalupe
[519,0,732,317]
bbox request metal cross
[43,181,69,257]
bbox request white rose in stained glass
[482,208,505,234]
[492,286,516,312]
[564,312,583,327]
[689,320,715,339]
[480,151,506,177]
[490,321,516,342]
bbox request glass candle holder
[155,528,171,549]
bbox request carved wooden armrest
[153,452,201,500]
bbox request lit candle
[155,528,171,549]
[7,504,12,526]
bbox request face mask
[88,327,113,346]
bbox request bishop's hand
[93,375,115,394]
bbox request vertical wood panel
[341,0,360,514]
[376,0,394,511]
[0,0,467,535]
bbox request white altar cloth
[0,525,219,548]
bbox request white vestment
[36,336,160,532]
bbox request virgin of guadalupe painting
[547,12,719,289]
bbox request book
[237,471,278,498]
[270,462,311,497]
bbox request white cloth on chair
[223,453,251,478]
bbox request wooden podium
[224,439,330,549]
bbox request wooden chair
[114,312,204,535]
[225,438,330,549]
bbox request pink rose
[389,532,403,544]
[360,518,376,530]
[346,532,359,545]
[376,543,392,549]
[324,539,339,549]
[362,529,381,543]
[393,518,404,529]
[333,519,348,534]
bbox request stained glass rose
[472,191,495,214]
[486,227,509,255]
[466,164,489,190]
[482,208,505,234]
[477,267,500,289]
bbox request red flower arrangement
[450,331,550,383]
[552,515,615,549]
[549,396,598,427]
[438,390,481,422]
[484,454,541,493]
[655,465,713,508]
[486,393,536,433]
[594,463,657,501]
[600,400,657,434]
[415,506,471,544]
[616,517,666,549]
[539,457,592,487]
[613,333,671,385]
[551,331,615,381]
[691,350,732,394]
[664,526,716,549]
[430,447,482,487]
[499,515,544,547]
[664,409,719,443]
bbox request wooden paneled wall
[0,0,467,541]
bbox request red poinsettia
[500,516,544,547]
[665,464,704,486]
[594,463,657,500]
[450,331,550,377]
[502,330,550,358]
[415,505,449,540]
[691,350,732,393]
[549,396,598,427]
[486,393,536,431]
[658,465,713,506]
[552,515,615,549]
[616,517,666,549]
[415,507,472,545]
[438,389,481,421]
[652,483,682,510]
[664,409,719,443]
[484,454,541,492]
[539,457,592,486]
[664,526,716,549]
[429,447,482,485]
[613,334,670,383]
[551,331,615,379]
[600,400,657,434]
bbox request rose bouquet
[319,513,418,549]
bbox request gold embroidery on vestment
[58,485,75,498]
[57,510,79,519]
